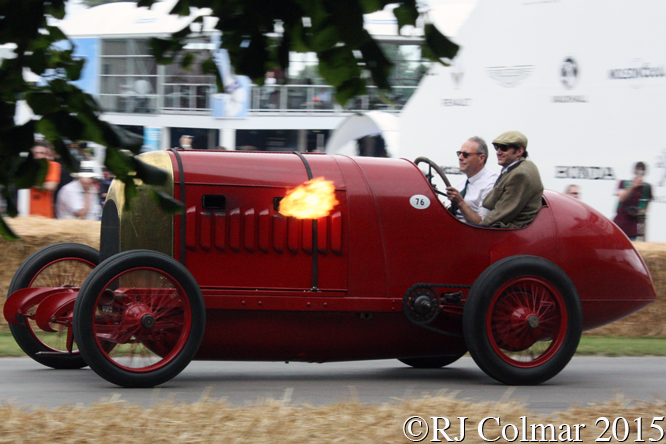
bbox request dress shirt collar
[501,160,522,174]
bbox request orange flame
[279,177,339,219]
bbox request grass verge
[576,335,666,356]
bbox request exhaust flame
[279,177,339,219]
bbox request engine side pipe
[293,151,319,291]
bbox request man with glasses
[446,136,498,224]
[479,130,543,228]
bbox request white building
[57,0,431,153]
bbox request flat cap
[493,131,528,149]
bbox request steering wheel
[415,157,458,213]
[415,156,452,190]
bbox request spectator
[98,168,114,207]
[29,141,61,218]
[565,184,580,199]
[614,162,652,240]
[175,135,193,150]
[55,160,102,220]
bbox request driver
[445,136,498,224]
[479,131,543,228]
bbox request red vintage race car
[3,150,656,388]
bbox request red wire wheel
[74,250,205,387]
[90,268,193,373]
[487,276,567,366]
[463,256,582,385]
[6,243,99,369]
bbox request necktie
[460,179,469,198]
[494,171,504,187]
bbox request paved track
[1,357,664,413]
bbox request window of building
[99,39,158,114]
[163,46,216,113]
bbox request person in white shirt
[55,160,102,220]
[445,136,498,224]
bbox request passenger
[479,131,543,228]
[446,136,498,224]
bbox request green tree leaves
[0,0,458,238]
[148,0,459,105]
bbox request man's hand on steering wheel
[446,186,463,205]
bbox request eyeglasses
[456,151,480,159]
[493,144,517,152]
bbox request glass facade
[95,38,429,115]
[100,39,158,113]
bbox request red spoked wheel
[73,250,205,387]
[487,277,567,366]
[463,256,582,385]
[6,243,99,369]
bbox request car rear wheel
[463,256,582,385]
[73,250,205,387]
[7,243,99,369]
[399,353,466,369]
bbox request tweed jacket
[480,160,543,228]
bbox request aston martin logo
[487,65,535,87]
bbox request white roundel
[410,195,431,209]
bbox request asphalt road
[1,356,664,413]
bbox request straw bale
[1,218,666,337]
[0,394,664,443]
[0,217,100,329]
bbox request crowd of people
[27,140,109,221]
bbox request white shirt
[454,167,498,221]
[56,180,102,220]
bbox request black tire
[7,242,99,369]
[73,250,205,387]
[463,256,582,385]
[399,353,466,369]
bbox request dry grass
[1,394,664,443]
[1,218,666,337]
[0,217,100,329]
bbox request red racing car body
[4,150,656,387]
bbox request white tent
[325,111,400,157]
[401,0,666,241]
